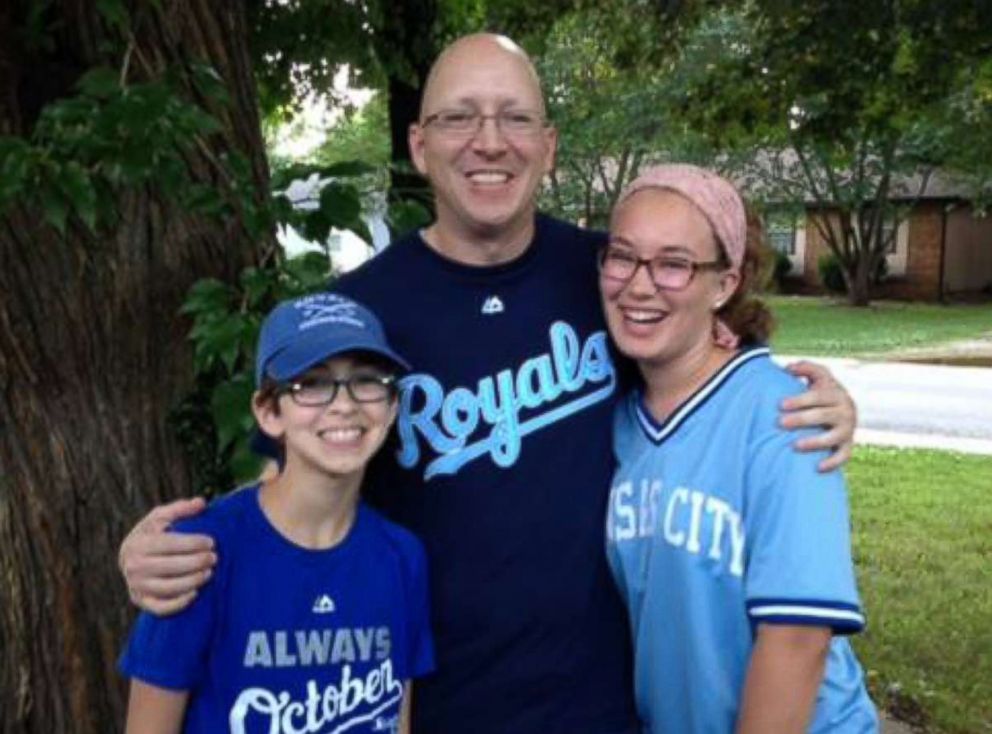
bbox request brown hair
[715,206,775,345]
[255,377,283,416]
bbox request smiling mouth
[466,170,513,185]
[620,307,667,325]
[317,427,365,445]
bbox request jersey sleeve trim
[747,597,865,634]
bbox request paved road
[882,712,917,733]
[777,355,992,455]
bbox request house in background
[764,174,992,301]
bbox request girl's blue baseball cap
[255,293,410,386]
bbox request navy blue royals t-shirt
[120,487,434,734]
[334,215,637,734]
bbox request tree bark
[0,2,268,732]
[844,255,874,306]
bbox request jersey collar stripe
[634,346,771,444]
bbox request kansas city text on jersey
[608,478,745,577]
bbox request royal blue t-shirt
[119,487,434,734]
[334,215,637,734]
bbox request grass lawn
[767,296,992,356]
[847,446,992,733]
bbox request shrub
[818,253,847,293]
[772,250,793,290]
[873,254,888,284]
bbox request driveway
[776,355,992,455]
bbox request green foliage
[248,0,382,117]
[667,0,992,304]
[818,254,847,294]
[536,8,674,225]
[312,93,390,170]
[178,154,416,487]
[179,250,337,489]
[772,250,793,290]
[938,56,992,211]
[387,198,432,234]
[0,62,237,235]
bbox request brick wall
[788,203,946,301]
[875,202,943,301]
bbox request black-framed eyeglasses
[421,109,548,137]
[279,374,398,407]
[598,244,726,291]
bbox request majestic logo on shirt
[481,295,504,314]
[312,594,336,614]
[396,321,615,480]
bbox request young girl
[601,165,877,732]
[119,293,434,734]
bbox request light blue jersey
[606,347,878,733]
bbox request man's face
[409,40,557,242]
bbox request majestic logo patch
[312,594,336,614]
[481,295,505,314]
[396,322,615,479]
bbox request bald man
[120,34,856,734]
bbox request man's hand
[118,498,215,615]
[780,360,857,472]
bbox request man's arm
[118,498,215,614]
[124,680,188,734]
[735,625,831,734]
[781,360,857,472]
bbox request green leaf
[0,138,31,206]
[229,440,265,485]
[59,163,97,230]
[77,67,120,98]
[320,160,378,178]
[210,374,256,452]
[182,278,233,317]
[96,0,130,32]
[388,199,432,234]
[318,181,362,229]
[41,188,68,235]
[300,209,333,244]
[182,184,227,217]
[349,221,373,245]
[240,267,277,308]
[192,313,250,374]
[283,252,332,293]
[189,63,230,104]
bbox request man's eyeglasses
[279,374,398,407]
[421,109,547,137]
[598,245,726,291]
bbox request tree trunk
[386,74,431,207]
[0,3,268,733]
[845,256,874,306]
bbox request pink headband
[617,164,747,270]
